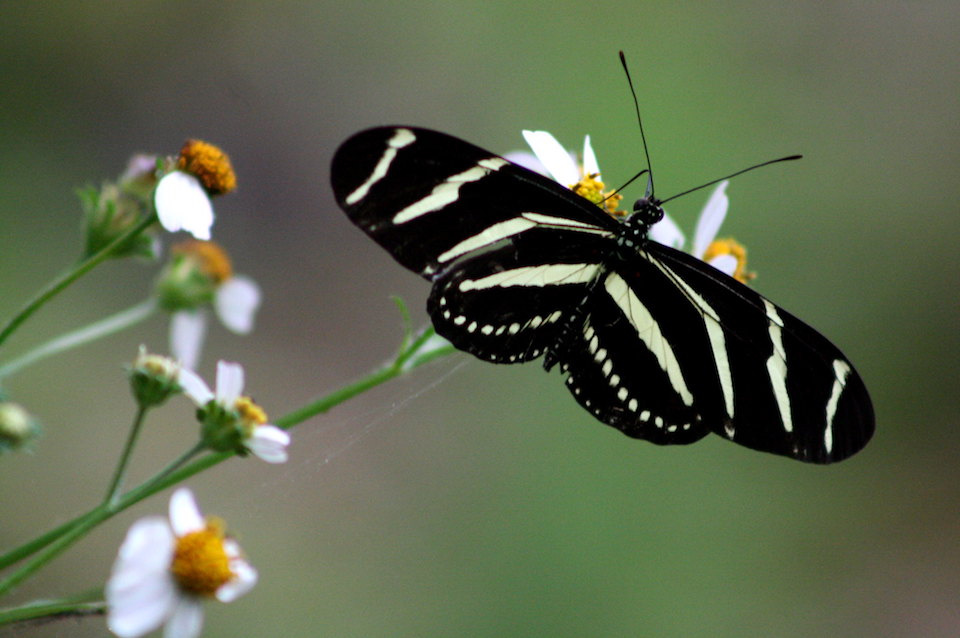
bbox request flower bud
[0,402,39,452]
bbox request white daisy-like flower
[509,130,749,282]
[106,487,257,638]
[648,180,741,276]
[506,130,601,186]
[179,360,290,463]
[154,171,215,240]
[158,240,261,370]
[153,139,236,242]
[507,129,623,215]
[170,275,261,370]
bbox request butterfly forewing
[331,127,618,281]
[331,125,875,463]
[650,244,874,462]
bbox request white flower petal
[214,361,244,404]
[177,367,213,406]
[582,135,600,177]
[246,425,290,463]
[214,276,261,334]
[649,213,685,249]
[154,172,214,240]
[222,539,242,559]
[503,151,547,175]
[708,254,738,277]
[216,560,258,603]
[169,488,205,536]
[107,518,177,638]
[522,130,580,186]
[163,597,204,638]
[107,576,177,638]
[111,518,174,577]
[170,311,207,372]
[692,181,729,260]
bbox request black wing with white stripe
[555,245,873,462]
[332,127,617,280]
[331,126,874,463]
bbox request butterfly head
[615,196,664,250]
[630,196,665,229]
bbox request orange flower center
[177,139,237,195]
[170,519,233,597]
[172,240,233,284]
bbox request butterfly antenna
[602,169,649,207]
[659,154,803,205]
[620,51,655,198]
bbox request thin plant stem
[0,299,158,380]
[0,589,103,625]
[0,516,86,572]
[0,326,453,605]
[146,442,205,489]
[0,214,156,351]
[104,405,150,506]
[0,501,115,597]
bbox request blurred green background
[1,2,958,636]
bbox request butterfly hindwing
[554,258,716,445]
[426,229,611,364]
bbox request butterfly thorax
[614,196,664,255]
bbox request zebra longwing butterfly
[330,126,874,463]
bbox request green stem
[147,443,205,488]
[0,299,157,380]
[0,516,86,572]
[0,214,156,351]
[0,590,103,625]
[0,502,115,597]
[104,405,150,506]
[0,326,453,602]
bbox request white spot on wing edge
[824,359,852,454]
[763,299,793,433]
[392,157,508,225]
[345,128,415,205]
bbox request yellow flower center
[235,396,268,438]
[170,518,233,597]
[703,237,755,284]
[135,349,180,380]
[177,139,237,195]
[172,240,233,284]
[570,174,624,217]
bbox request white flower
[106,488,257,638]
[648,181,740,277]
[170,275,261,371]
[505,130,601,186]
[507,129,624,216]
[179,360,290,463]
[154,171,215,240]
[509,131,745,280]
